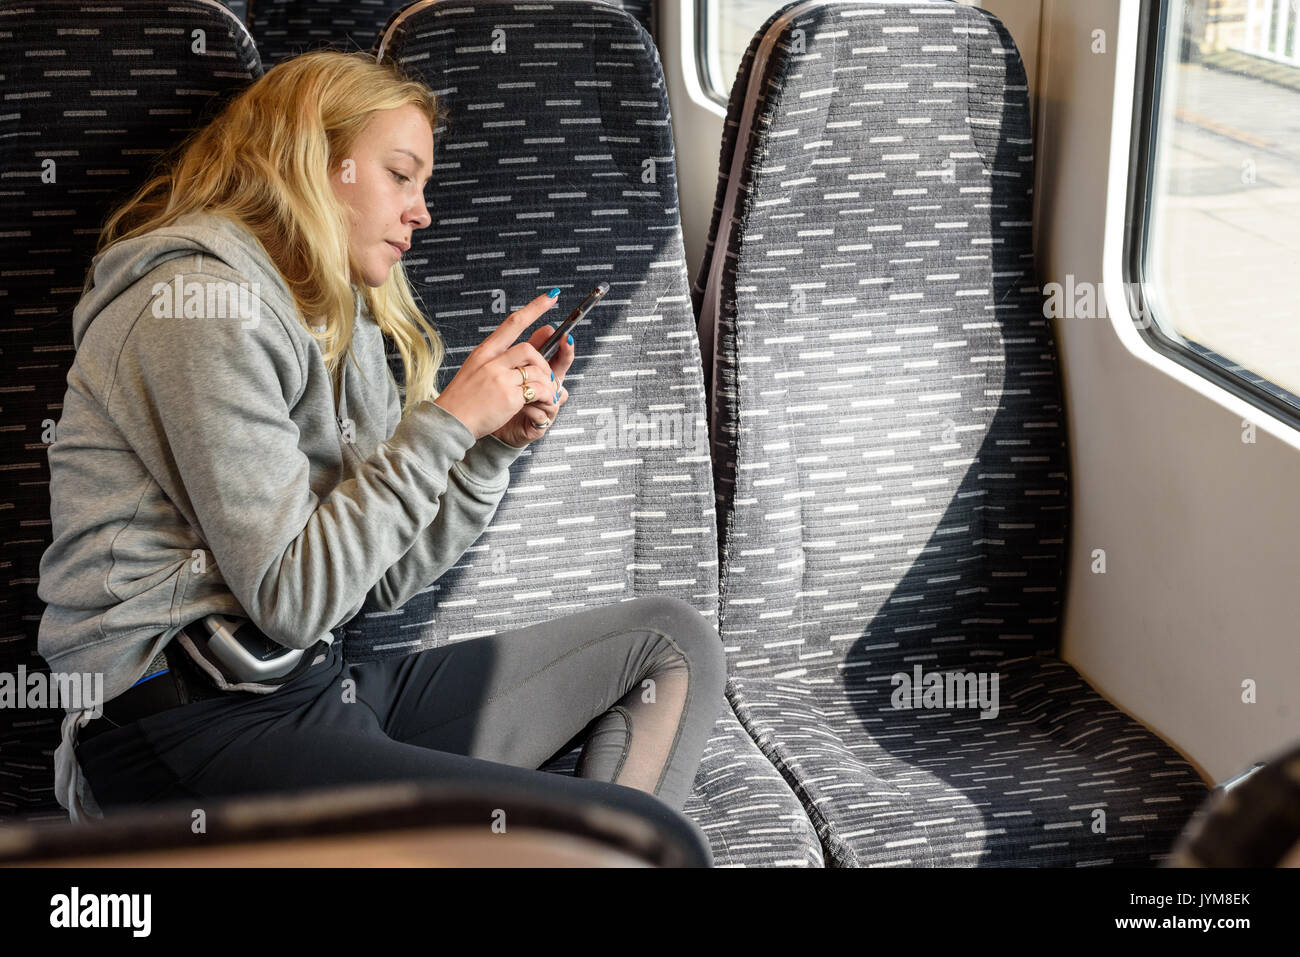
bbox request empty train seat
[342,0,824,866]
[693,0,1210,865]
[0,0,263,818]
[249,0,657,66]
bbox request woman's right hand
[432,291,562,440]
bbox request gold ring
[522,386,537,402]
[517,366,529,386]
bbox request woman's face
[329,104,433,288]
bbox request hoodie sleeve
[364,376,527,612]
[108,274,484,650]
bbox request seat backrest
[0,0,262,817]
[250,0,408,64]
[698,0,1069,679]
[339,0,714,661]
[609,0,654,35]
[251,2,656,66]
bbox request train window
[698,0,781,102]
[1131,0,1300,419]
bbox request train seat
[246,0,657,66]
[0,0,263,820]
[693,0,1211,865]
[347,0,824,866]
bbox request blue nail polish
[567,333,574,345]
[550,370,554,380]
[547,287,560,298]
[555,391,560,403]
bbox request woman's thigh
[346,596,727,770]
[172,716,678,817]
[81,699,711,862]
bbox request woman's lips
[386,241,403,257]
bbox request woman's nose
[408,193,431,230]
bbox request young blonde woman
[37,51,725,856]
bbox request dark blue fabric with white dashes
[349,0,824,867]
[0,0,262,820]
[697,0,1209,866]
[246,0,654,65]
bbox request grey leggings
[76,596,726,858]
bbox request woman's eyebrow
[391,148,426,169]
[391,148,433,184]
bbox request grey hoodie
[38,210,526,821]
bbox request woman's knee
[632,596,727,697]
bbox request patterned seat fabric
[221,0,248,23]
[358,0,821,866]
[250,0,655,66]
[615,0,653,35]
[0,0,262,820]
[249,0,408,64]
[695,0,1208,865]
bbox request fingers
[502,338,551,372]
[502,356,558,407]
[507,330,576,381]
[527,322,577,380]
[483,292,560,354]
[525,324,557,367]
[519,398,555,432]
[500,344,559,402]
[525,384,567,415]
[522,380,568,433]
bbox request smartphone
[539,282,608,361]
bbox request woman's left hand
[491,322,575,447]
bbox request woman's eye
[390,170,411,184]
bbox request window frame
[695,0,742,108]
[1125,0,1300,428]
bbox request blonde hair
[98,50,447,416]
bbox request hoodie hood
[72,210,297,349]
